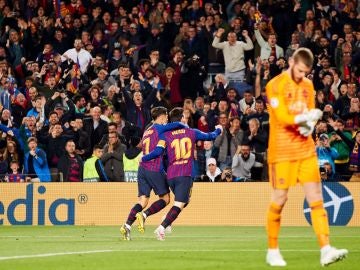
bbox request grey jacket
[254,29,284,60]
[101,142,126,181]
[232,153,256,179]
[214,129,244,163]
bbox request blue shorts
[168,176,193,203]
[137,166,169,197]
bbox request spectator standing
[58,140,83,182]
[62,39,93,74]
[122,81,158,132]
[316,133,339,174]
[214,116,244,170]
[101,131,126,181]
[254,24,284,61]
[212,28,253,83]
[83,106,108,149]
[123,137,142,182]
[43,123,71,181]
[6,160,24,182]
[24,137,51,182]
[83,145,109,182]
[328,119,352,180]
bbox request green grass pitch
[0,226,359,270]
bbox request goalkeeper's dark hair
[292,48,314,68]
[151,106,168,120]
[169,107,184,122]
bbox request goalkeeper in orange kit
[265,47,348,267]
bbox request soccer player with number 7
[120,107,186,241]
[142,107,223,240]
[265,48,348,267]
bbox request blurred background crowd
[0,0,358,182]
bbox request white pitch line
[0,249,358,261]
[0,250,115,261]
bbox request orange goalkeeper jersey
[266,71,317,163]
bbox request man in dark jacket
[122,83,158,133]
[58,140,83,182]
[101,131,126,181]
[83,106,108,149]
[43,123,73,181]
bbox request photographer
[221,167,233,182]
[316,133,339,174]
[320,162,341,182]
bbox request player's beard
[290,67,301,84]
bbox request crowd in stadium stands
[0,0,358,182]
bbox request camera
[225,172,232,178]
[185,55,201,67]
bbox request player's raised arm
[158,121,187,134]
[194,125,223,141]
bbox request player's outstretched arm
[194,126,222,141]
[158,121,187,134]
[141,140,166,162]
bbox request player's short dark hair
[169,107,184,122]
[151,106,168,120]
[293,48,314,68]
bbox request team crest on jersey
[288,101,307,114]
[302,89,308,98]
[270,98,279,108]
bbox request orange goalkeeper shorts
[268,155,321,189]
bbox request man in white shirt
[62,39,93,74]
[212,28,253,82]
[254,24,284,61]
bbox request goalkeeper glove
[295,109,323,137]
[294,109,323,124]
[298,122,315,137]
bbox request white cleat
[154,226,165,241]
[266,249,287,267]
[320,247,348,266]
[165,225,172,234]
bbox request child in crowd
[5,160,25,182]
